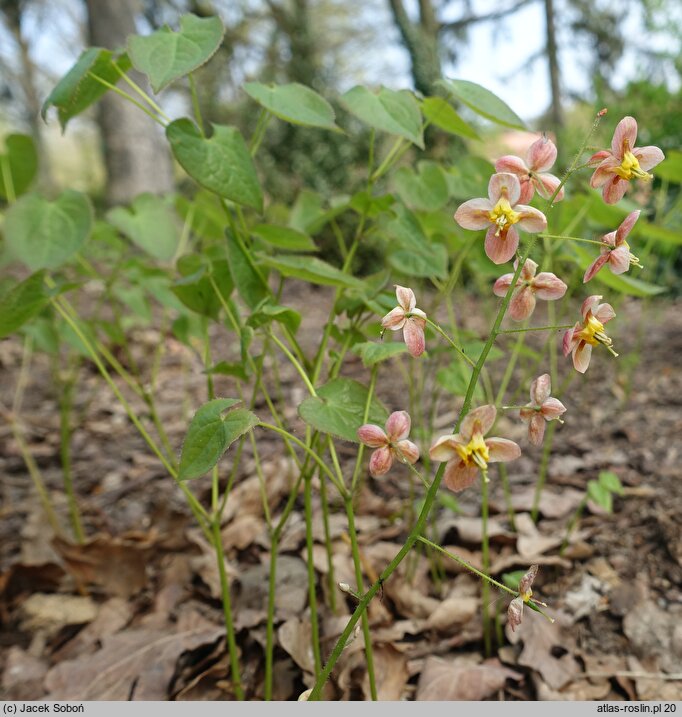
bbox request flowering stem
[422,316,476,367]
[481,468,492,656]
[531,419,557,522]
[304,456,323,679]
[269,332,317,397]
[499,324,573,334]
[540,233,607,246]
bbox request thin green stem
[0,153,16,203]
[531,420,557,523]
[422,316,475,367]
[58,373,84,543]
[304,466,323,677]
[540,233,606,246]
[498,463,516,532]
[498,324,573,334]
[113,63,171,122]
[270,332,317,397]
[87,73,167,127]
[249,109,272,156]
[318,461,337,613]
[370,137,407,182]
[188,73,204,136]
[481,469,491,656]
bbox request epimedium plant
[0,11,677,702]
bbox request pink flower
[519,374,566,445]
[508,564,538,632]
[583,210,642,282]
[493,258,567,321]
[357,411,420,478]
[563,295,617,374]
[429,405,521,493]
[381,285,426,358]
[454,173,547,264]
[589,116,665,204]
[495,137,564,204]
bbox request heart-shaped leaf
[437,79,525,130]
[421,97,480,140]
[127,14,224,93]
[0,134,38,199]
[341,86,424,148]
[0,271,48,339]
[179,399,258,480]
[298,378,389,442]
[166,119,263,211]
[42,48,131,130]
[4,191,93,270]
[393,161,449,212]
[243,82,340,131]
[171,253,233,319]
[107,194,180,260]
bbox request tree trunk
[85,0,174,205]
[544,0,563,131]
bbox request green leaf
[436,492,462,514]
[247,301,301,335]
[637,221,682,247]
[0,271,48,339]
[178,399,257,480]
[598,471,624,496]
[225,231,270,309]
[127,14,224,93]
[437,79,525,130]
[205,361,249,381]
[252,224,317,252]
[341,86,424,148]
[0,134,38,199]
[571,245,665,297]
[393,161,449,212]
[654,150,682,184]
[445,155,495,199]
[243,82,340,131]
[421,97,480,140]
[255,253,364,289]
[501,570,526,591]
[171,254,233,318]
[107,194,179,261]
[436,361,483,400]
[4,191,93,271]
[298,378,389,442]
[351,341,408,367]
[166,119,263,211]
[587,479,613,513]
[42,48,131,130]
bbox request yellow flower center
[455,432,489,471]
[614,151,652,181]
[520,586,533,602]
[577,314,618,357]
[489,197,521,237]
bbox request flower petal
[385,410,411,442]
[519,258,538,280]
[493,273,514,297]
[486,437,521,463]
[517,178,535,204]
[588,150,611,167]
[616,210,640,245]
[507,597,524,632]
[443,460,479,493]
[634,145,664,172]
[395,439,419,465]
[495,155,528,175]
[485,225,519,265]
[395,285,416,312]
[519,406,535,423]
[594,301,616,323]
[583,254,610,283]
[534,172,564,201]
[527,413,546,446]
[403,317,426,358]
[369,446,393,477]
[572,341,592,373]
[381,306,406,330]
[454,198,493,230]
[509,286,536,321]
[461,405,497,440]
[488,172,521,206]
[601,230,617,248]
[519,564,538,595]
[608,245,631,274]
[532,272,567,299]
[611,116,638,157]
[357,423,388,447]
[516,205,547,233]
[530,373,551,405]
[540,397,567,420]
[563,325,578,356]
[527,137,557,172]
[429,435,461,462]
[581,295,602,319]
[602,176,628,205]
[590,157,619,188]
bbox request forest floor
[1,286,681,701]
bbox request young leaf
[127,14,224,93]
[0,271,48,339]
[251,224,317,252]
[0,134,38,199]
[298,378,389,442]
[246,302,301,334]
[225,230,270,309]
[243,82,340,131]
[587,479,613,513]
[42,48,131,130]
[341,86,424,148]
[178,399,257,480]
[598,471,624,496]
[4,191,93,271]
[421,97,480,140]
[107,194,180,261]
[437,79,525,130]
[171,254,233,319]
[166,119,263,211]
[255,254,364,289]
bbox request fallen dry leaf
[504,487,585,519]
[425,597,478,632]
[416,656,522,700]
[237,555,308,619]
[20,593,98,635]
[623,600,682,673]
[2,646,48,700]
[627,656,682,701]
[278,617,315,674]
[361,645,408,700]
[515,513,564,558]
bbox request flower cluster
[357,411,419,478]
[493,258,566,321]
[563,295,617,374]
[519,374,566,445]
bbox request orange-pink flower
[495,137,564,204]
[454,173,547,265]
[519,374,566,445]
[357,411,419,478]
[429,405,520,493]
[563,295,617,374]
[381,285,426,358]
[583,210,642,283]
[507,564,538,632]
[493,258,567,321]
[589,116,664,204]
